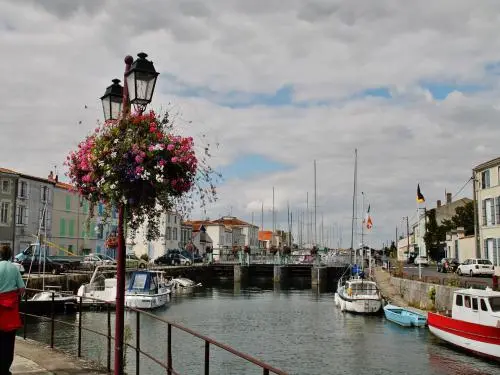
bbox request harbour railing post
[23,292,28,339]
[107,303,112,372]
[136,311,140,375]
[167,323,172,375]
[50,291,55,348]
[204,340,210,375]
[78,296,83,357]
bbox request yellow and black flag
[417,184,425,203]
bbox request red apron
[0,290,22,331]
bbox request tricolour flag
[365,204,373,229]
[417,184,425,203]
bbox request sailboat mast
[361,192,365,269]
[314,160,317,246]
[351,149,357,264]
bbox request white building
[473,157,500,273]
[444,227,475,263]
[129,211,182,260]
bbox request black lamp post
[100,79,123,121]
[99,52,159,375]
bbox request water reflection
[19,282,500,375]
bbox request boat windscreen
[489,297,500,312]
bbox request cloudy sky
[2,0,500,248]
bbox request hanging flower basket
[232,246,239,254]
[244,246,251,254]
[66,111,216,240]
[106,235,118,249]
[269,246,278,255]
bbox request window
[0,201,10,224]
[481,170,490,189]
[39,208,46,228]
[69,220,75,237]
[18,181,28,198]
[60,218,66,236]
[472,298,478,311]
[97,224,103,239]
[482,198,495,226]
[489,297,500,312]
[40,186,48,202]
[480,299,488,311]
[166,227,171,240]
[167,214,171,223]
[16,205,27,225]
[65,196,71,211]
[1,180,10,194]
[173,228,178,241]
[464,296,471,308]
[174,215,177,224]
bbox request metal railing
[214,251,351,266]
[20,288,288,375]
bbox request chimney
[437,200,441,207]
[446,192,452,205]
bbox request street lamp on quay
[100,52,159,375]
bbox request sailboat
[334,149,383,314]
[21,201,77,314]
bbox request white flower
[111,151,117,158]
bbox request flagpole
[416,184,422,280]
[361,192,365,270]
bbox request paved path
[12,337,107,375]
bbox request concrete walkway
[11,338,108,375]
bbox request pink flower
[171,157,179,163]
[135,155,143,164]
[135,166,144,175]
[167,144,175,151]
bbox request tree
[424,209,447,260]
[440,201,474,236]
[389,241,397,258]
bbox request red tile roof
[211,216,252,226]
[258,231,272,241]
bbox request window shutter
[482,200,487,226]
[491,199,496,225]
[496,197,500,225]
[40,187,43,201]
[24,206,29,225]
[495,239,499,266]
[484,239,489,259]
[47,210,52,230]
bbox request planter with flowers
[105,234,119,249]
[66,111,217,240]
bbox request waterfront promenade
[12,338,106,375]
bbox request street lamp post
[100,53,159,375]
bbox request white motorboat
[167,277,202,294]
[125,270,170,310]
[335,275,383,314]
[24,287,77,313]
[77,265,117,306]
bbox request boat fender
[347,288,352,297]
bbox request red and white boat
[428,287,500,360]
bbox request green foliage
[441,201,474,236]
[389,241,397,258]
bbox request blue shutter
[484,239,488,259]
[494,239,499,266]
[482,200,487,226]
[98,203,103,216]
[491,199,496,225]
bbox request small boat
[21,287,77,314]
[383,304,427,327]
[335,275,383,314]
[167,277,202,294]
[77,265,117,306]
[125,270,170,310]
[428,287,500,360]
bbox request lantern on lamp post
[100,78,123,121]
[125,52,159,111]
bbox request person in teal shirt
[0,245,25,375]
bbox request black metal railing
[20,288,287,375]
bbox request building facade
[473,157,500,272]
[412,193,471,258]
[130,211,182,260]
[444,227,475,263]
[13,172,55,256]
[0,168,18,252]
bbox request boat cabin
[345,279,379,297]
[451,288,500,326]
[127,271,166,295]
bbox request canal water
[22,281,499,375]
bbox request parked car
[81,253,116,269]
[126,254,148,269]
[154,249,196,266]
[181,250,203,263]
[456,258,494,277]
[15,255,69,275]
[414,256,429,266]
[437,258,459,273]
